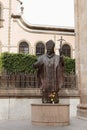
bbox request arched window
[36,42,45,56]
[62,44,71,57]
[19,42,29,54]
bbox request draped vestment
[36,53,64,92]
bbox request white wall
[0,0,75,58]
[0,98,80,120]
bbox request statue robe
[34,53,64,92]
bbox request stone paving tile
[0,118,87,130]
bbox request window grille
[62,44,71,57]
[36,42,45,56]
[19,42,29,54]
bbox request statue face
[46,40,55,55]
[47,47,54,55]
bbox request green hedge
[64,57,75,74]
[0,52,37,73]
[0,52,75,74]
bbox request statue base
[77,104,87,119]
[31,103,70,126]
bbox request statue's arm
[33,57,43,69]
[33,60,40,68]
[60,55,64,66]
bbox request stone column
[75,0,87,119]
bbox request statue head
[46,40,55,55]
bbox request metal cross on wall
[57,36,66,55]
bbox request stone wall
[0,98,80,120]
[75,0,87,119]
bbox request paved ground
[0,117,87,130]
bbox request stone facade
[75,0,87,119]
[0,0,75,58]
[0,98,80,120]
[0,0,80,121]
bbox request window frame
[19,41,29,54]
[36,42,45,56]
[62,44,71,57]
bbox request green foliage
[1,52,37,73]
[64,57,75,74]
[0,53,75,74]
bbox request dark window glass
[19,42,29,54]
[36,42,45,56]
[62,44,71,57]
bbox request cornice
[11,14,75,35]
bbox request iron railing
[0,73,76,89]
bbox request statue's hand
[32,63,37,68]
[32,61,41,68]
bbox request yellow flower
[52,95,55,97]
[51,98,53,101]
[53,92,56,95]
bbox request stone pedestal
[31,104,70,126]
[77,104,87,119]
[75,0,87,119]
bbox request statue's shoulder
[37,54,46,61]
[55,54,60,59]
[54,54,60,64]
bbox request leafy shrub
[0,53,75,74]
[1,52,37,73]
[64,56,75,74]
